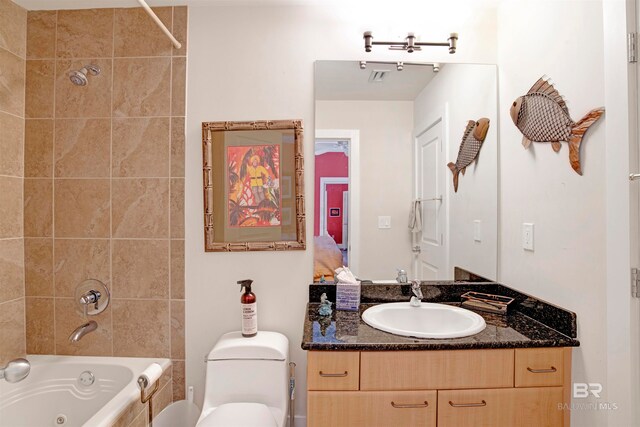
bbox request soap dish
[461,291,514,315]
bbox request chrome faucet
[0,358,30,383]
[69,320,98,343]
[410,281,423,307]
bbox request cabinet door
[438,387,564,427]
[307,351,360,391]
[308,391,437,427]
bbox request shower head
[69,64,101,86]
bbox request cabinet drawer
[308,390,437,427]
[360,349,514,390]
[438,387,564,427]
[515,348,564,387]
[307,351,360,390]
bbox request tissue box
[336,281,361,311]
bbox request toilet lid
[197,403,278,427]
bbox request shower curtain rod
[137,0,182,49]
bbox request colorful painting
[227,144,281,227]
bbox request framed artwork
[202,120,306,252]
[329,208,340,217]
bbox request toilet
[196,331,290,427]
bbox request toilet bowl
[196,331,289,427]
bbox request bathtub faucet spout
[69,320,98,343]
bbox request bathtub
[0,355,170,427]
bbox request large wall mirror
[313,61,498,282]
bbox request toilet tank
[202,331,290,418]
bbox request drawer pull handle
[449,400,487,408]
[390,401,429,409]
[318,371,348,377]
[527,366,557,373]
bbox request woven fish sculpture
[447,118,490,193]
[510,76,604,175]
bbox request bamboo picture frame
[201,120,306,252]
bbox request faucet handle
[74,279,109,316]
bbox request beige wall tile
[172,6,188,56]
[112,240,169,299]
[24,238,53,297]
[112,118,170,178]
[0,298,25,365]
[0,177,23,238]
[171,57,186,116]
[170,239,184,300]
[0,0,26,58]
[128,407,149,427]
[25,59,54,118]
[56,9,114,58]
[170,117,184,177]
[172,360,185,401]
[24,178,52,237]
[170,178,184,239]
[154,381,173,416]
[25,296,54,354]
[0,50,25,117]
[112,178,169,238]
[55,297,112,356]
[54,179,110,238]
[112,299,169,358]
[55,59,112,118]
[27,11,56,60]
[170,300,184,359]
[0,238,24,303]
[55,119,110,177]
[25,119,53,177]
[112,400,147,427]
[113,58,171,117]
[54,239,110,297]
[0,111,24,177]
[114,7,172,57]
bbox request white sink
[362,302,486,339]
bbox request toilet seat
[197,402,278,427]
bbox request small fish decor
[447,118,490,192]
[510,76,604,175]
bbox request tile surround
[19,5,187,400]
[0,111,24,176]
[0,48,26,117]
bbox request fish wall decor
[510,76,604,175]
[447,118,490,192]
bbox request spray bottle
[238,279,257,337]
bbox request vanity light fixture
[363,31,458,54]
[359,61,441,73]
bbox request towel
[408,200,422,233]
[334,266,358,284]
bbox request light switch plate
[522,223,534,251]
[378,216,391,229]
[473,220,482,242]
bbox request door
[342,190,349,250]
[415,118,448,280]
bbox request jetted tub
[0,355,170,427]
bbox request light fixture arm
[364,32,458,54]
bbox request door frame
[319,177,349,247]
[316,129,360,274]
[413,105,449,280]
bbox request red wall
[314,152,348,236]
[326,183,348,244]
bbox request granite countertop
[301,282,580,351]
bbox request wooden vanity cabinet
[307,348,572,427]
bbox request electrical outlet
[378,216,391,229]
[473,220,482,242]
[522,223,534,251]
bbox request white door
[415,118,448,280]
[342,190,349,251]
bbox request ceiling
[314,60,439,101]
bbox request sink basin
[362,302,486,339]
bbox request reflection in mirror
[313,61,498,282]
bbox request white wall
[186,2,498,419]
[497,2,607,426]
[315,100,414,279]
[414,64,499,280]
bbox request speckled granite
[303,282,579,351]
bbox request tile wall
[0,0,27,366]
[23,6,187,401]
